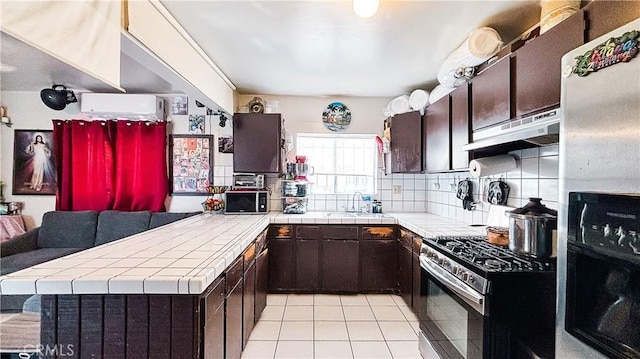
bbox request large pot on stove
[506,198,557,259]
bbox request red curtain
[112,121,168,211]
[53,119,168,212]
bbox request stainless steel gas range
[418,235,556,359]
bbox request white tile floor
[242,293,422,359]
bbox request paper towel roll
[468,155,517,178]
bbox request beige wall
[237,94,391,160]
[0,91,392,226]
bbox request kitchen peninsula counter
[0,212,485,296]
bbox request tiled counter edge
[0,212,485,296]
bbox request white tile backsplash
[254,145,559,225]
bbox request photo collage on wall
[169,135,214,195]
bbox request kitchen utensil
[456,179,475,211]
[486,226,509,246]
[487,178,510,205]
[506,197,558,258]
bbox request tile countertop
[0,212,486,296]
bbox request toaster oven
[232,173,265,190]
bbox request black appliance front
[418,268,510,359]
[566,192,640,359]
[225,191,268,213]
[566,246,640,359]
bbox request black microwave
[225,191,269,214]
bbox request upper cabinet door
[450,83,471,170]
[514,10,584,118]
[390,111,424,173]
[584,0,640,42]
[233,113,282,173]
[471,56,511,131]
[424,96,451,173]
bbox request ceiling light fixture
[353,0,379,18]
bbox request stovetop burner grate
[427,235,555,273]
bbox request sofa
[0,210,200,311]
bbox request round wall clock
[322,102,351,132]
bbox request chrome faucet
[349,191,364,213]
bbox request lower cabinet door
[398,244,413,307]
[296,239,319,291]
[360,240,398,291]
[412,252,421,313]
[203,303,224,359]
[321,240,359,292]
[268,238,294,291]
[243,262,256,349]
[255,249,269,320]
[225,280,243,359]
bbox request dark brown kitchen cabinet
[254,230,269,321]
[471,55,511,131]
[450,83,471,170]
[584,0,640,42]
[361,227,397,292]
[514,10,584,118]
[398,229,414,307]
[424,95,451,172]
[321,225,359,292]
[242,243,256,349]
[255,248,269,320]
[225,257,244,359]
[390,111,424,173]
[295,226,321,291]
[233,113,283,174]
[201,277,225,359]
[268,225,294,292]
[411,234,422,313]
[360,240,397,292]
[321,239,360,292]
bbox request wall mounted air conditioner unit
[80,93,165,120]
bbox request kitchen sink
[324,212,391,218]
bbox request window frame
[296,133,378,195]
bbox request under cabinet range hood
[80,93,166,120]
[463,109,560,151]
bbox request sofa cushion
[149,211,201,229]
[38,211,99,249]
[95,210,151,246]
[0,248,84,275]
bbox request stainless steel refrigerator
[556,18,640,358]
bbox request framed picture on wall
[169,134,214,195]
[12,130,57,195]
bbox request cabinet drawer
[323,226,358,240]
[296,225,322,239]
[269,225,293,239]
[243,243,256,269]
[202,277,225,324]
[362,226,395,240]
[226,257,244,293]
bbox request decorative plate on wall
[322,102,351,131]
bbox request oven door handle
[421,257,485,314]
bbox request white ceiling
[0,1,542,99]
[160,0,541,97]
